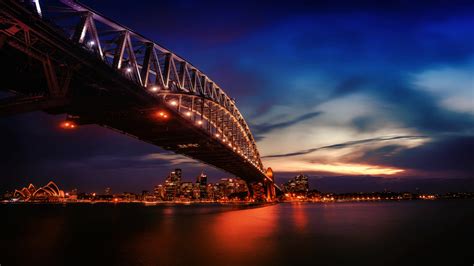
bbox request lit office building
[180,182,194,199]
[154,184,165,200]
[164,168,182,201]
[251,182,266,202]
[196,171,208,200]
[283,174,309,194]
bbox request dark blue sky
[1,0,473,193]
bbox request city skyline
[8,171,469,203]
[1,0,473,193]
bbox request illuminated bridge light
[156,111,169,119]
[170,100,178,106]
[125,67,132,73]
[196,120,202,125]
[88,40,95,46]
[60,121,77,129]
[215,133,220,138]
[185,111,192,117]
[150,86,158,92]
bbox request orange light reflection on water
[291,203,309,232]
[211,205,279,264]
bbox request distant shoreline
[2,198,472,206]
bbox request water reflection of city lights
[211,206,278,263]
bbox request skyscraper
[196,171,208,200]
[283,174,309,194]
[164,169,182,201]
[154,184,165,200]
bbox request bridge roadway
[0,0,278,197]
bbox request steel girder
[2,0,266,174]
[51,0,265,171]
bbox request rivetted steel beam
[163,53,172,89]
[112,31,127,70]
[0,96,68,117]
[2,0,271,185]
[140,42,153,88]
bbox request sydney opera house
[13,181,65,202]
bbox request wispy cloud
[141,153,202,165]
[262,135,428,158]
[253,111,323,136]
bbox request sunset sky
[1,0,473,193]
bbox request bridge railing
[162,93,264,171]
[36,0,264,172]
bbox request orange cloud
[269,160,404,176]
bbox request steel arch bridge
[0,0,278,199]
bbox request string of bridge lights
[58,89,263,172]
[164,98,263,172]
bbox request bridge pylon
[264,167,276,202]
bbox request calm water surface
[1,200,473,266]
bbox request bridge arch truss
[49,0,265,173]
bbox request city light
[88,40,95,46]
[126,67,132,73]
[150,86,158,92]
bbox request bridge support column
[264,179,276,202]
[247,180,276,202]
[264,167,276,202]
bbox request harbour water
[1,200,473,265]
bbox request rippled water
[1,200,473,265]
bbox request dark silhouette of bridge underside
[0,0,279,194]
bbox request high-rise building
[206,184,215,200]
[196,171,208,200]
[251,182,266,202]
[192,183,201,200]
[180,182,194,199]
[283,174,309,194]
[164,168,182,201]
[174,168,182,181]
[213,178,248,200]
[154,184,165,200]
